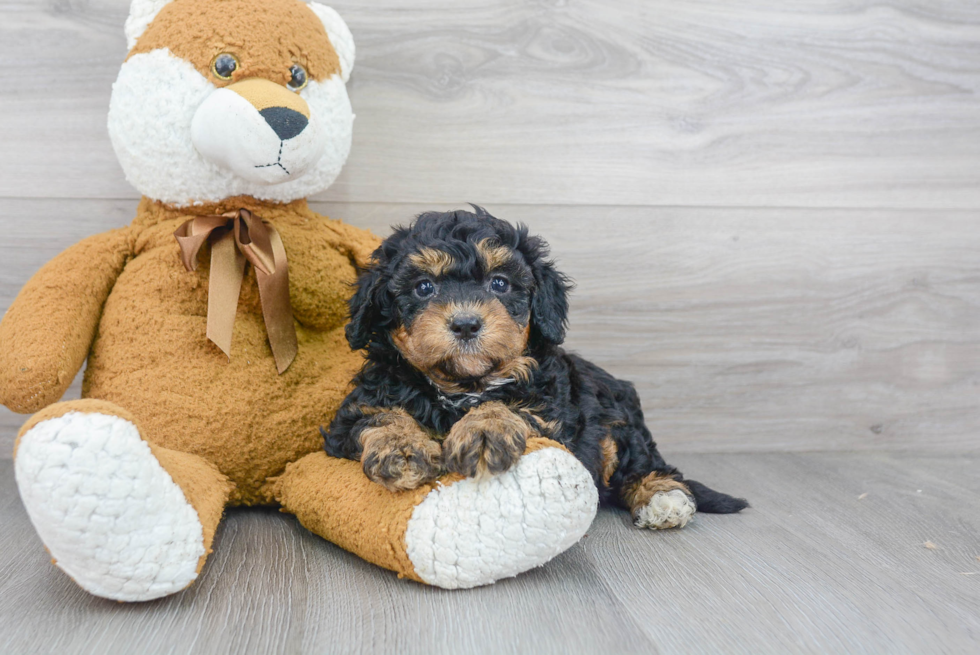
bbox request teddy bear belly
[83,298,363,506]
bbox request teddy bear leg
[13,399,233,602]
[275,437,598,589]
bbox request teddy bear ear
[124,0,173,50]
[307,3,355,83]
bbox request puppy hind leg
[601,378,747,525]
[611,435,747,524]
[621,470,697,530]
[613,443,748,526]
[601,424,696,530]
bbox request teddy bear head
[108,0,355,207]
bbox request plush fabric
[0,232,133,413]
[109,0,355,206]
[1,0,597,601]
[79,197,377,505]
[128,0,344,83]
[14,400,215,601]
[276,437,596,588]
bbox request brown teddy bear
[0,0,596,601]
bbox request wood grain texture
[1,453,978,654]
[2,2,977,651]
[2,199,978,457]
[1,0,980,207]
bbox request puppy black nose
[260,106,309,140]
[450,314,483,340]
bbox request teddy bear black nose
[450,314,483,341]
[259,106,309,141]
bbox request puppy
[323,207,748,529]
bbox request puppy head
[347,207,571,391]
[109,0,355,206]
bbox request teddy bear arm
[0,228,134,413]
[314,213,382,269]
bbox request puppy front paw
[443,402,531,478]
[360,412,442,492]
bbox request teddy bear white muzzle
[191,78,327,185]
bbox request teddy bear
[0,0,597,601]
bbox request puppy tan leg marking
[599,435,618,487]
[514,406,560,439]
[360,409,442,492]
[623,472,696,529]
[443,402,532,478]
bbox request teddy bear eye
[288,64,308,91]
[415,280,435,298]
[211,53,239,80]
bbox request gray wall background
[2,0,978,457]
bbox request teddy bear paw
[14,410,205,601]
[402,443,598,589]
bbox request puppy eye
[288,64,309,91]
[490,276,510,293]
[415,280,435,298]
[211,53,239,80]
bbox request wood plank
[593,451,980,653]
[0,458,656,655]
[1,1,980,207]
[2,198,979,456]
[1,453,978,653]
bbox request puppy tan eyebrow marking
[409,248,455,277]
[476,239,512,271]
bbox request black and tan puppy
[323,207,748,529]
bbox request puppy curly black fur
[323,207,748,529]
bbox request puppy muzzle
[191,77,326,185]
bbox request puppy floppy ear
[530,258,572,346]
[345,262,388,351]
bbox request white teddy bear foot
[633,489,697,530]
[403,445,599,589]
[14,410,206,602]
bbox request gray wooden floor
[2,453,979,654]
[2,0,980,652]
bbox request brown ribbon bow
[174,209,297,374]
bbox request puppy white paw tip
[634,489,696,530]
[15,411,204,602]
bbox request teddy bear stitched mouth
[254,140,291,176]
[252,107,310,175]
